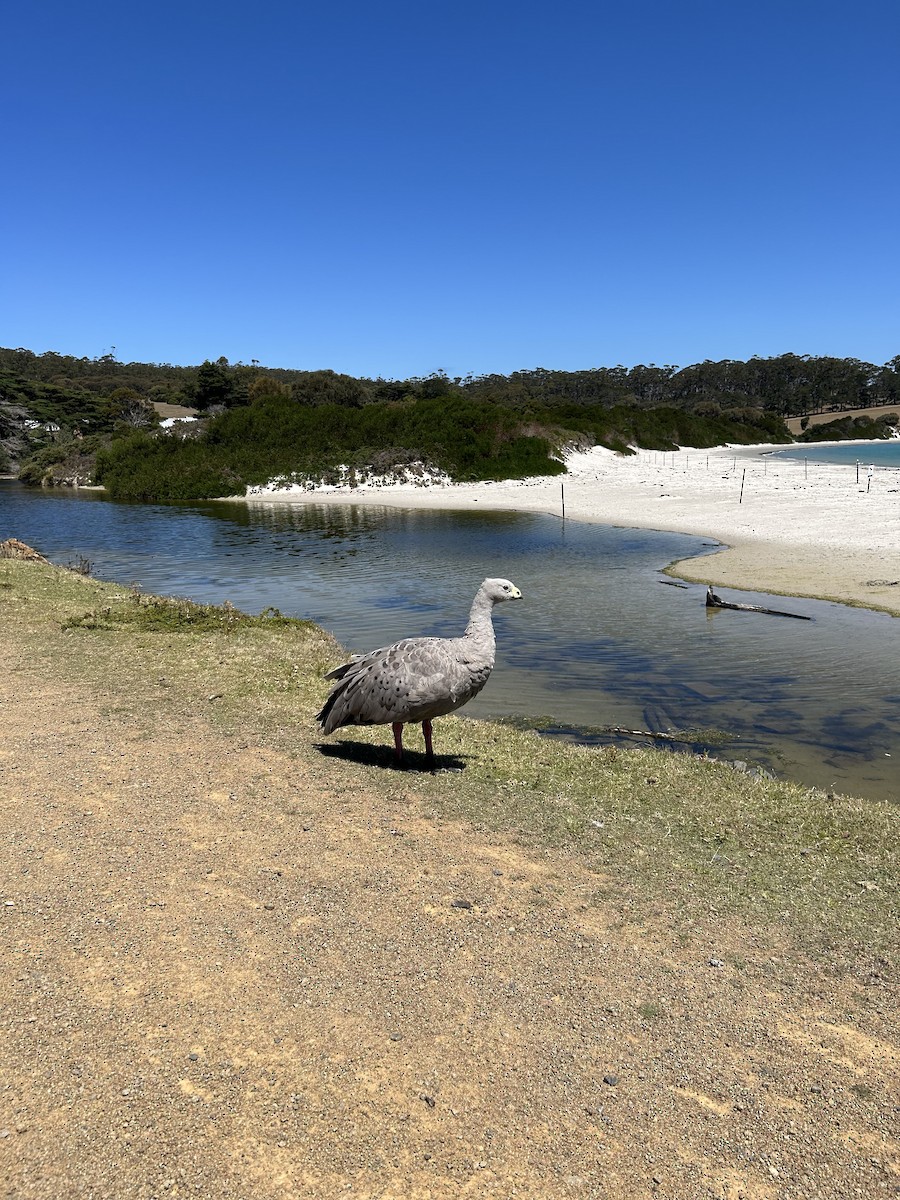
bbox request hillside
[3,346,898,499]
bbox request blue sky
[3,1,898,379]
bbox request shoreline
[235,441,900,617]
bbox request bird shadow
[315,740,468,773]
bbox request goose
[316,578,523,768]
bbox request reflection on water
[2,480,897,802]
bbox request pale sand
[241,442,900,616]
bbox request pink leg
[392,722,404,763]
[422,719,435,770]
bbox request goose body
[316,578,522,767]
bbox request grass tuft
[61,591,319,635]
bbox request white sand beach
[242,443,900,616]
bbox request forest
[2,347,898,501]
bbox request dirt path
[0,640,897,1199]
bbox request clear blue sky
[3,1,898,379]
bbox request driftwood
[705,586,811,620]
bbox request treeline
[4,345,897,501]
[468,355,900,417]
[93,396,788,502]
[3,346,900,419]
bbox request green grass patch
[61,589,318,635]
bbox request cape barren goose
[316,578,523,768]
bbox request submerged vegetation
[3,345,898,501]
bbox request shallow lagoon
[2,480,897,801]
[773,439,900,467]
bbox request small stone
[420,1094,436,1108]
[451,899,473,910]
[603,1074,619,1086]
[188,1053,199,1062]
[263,903,275,911]
[708,958,724,968]
[389,1033,402,1042]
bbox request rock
[603,1074,619,1086]
[0,539,49,563]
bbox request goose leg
[422,719,435,771]
[392,722,405,764]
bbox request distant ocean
[772,440,900,467]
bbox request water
[773,440,900,467]
[2,480,897,802]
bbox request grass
[2,557,897,971]
[61,589,319,635]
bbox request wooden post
[561,483,566,520]
[739,468,746,503]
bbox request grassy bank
[2,557,896,971]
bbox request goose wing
[317,635,492,732]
